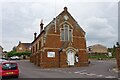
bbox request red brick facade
[30,7,88,68]
[16,41,31,53]
[116,47,120,70]
[0,46,3,58]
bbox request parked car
[0,58,7,62]
[1,57,8,60]
[10,56,20,60]
[0,61,19,78]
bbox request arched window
[60,24,73,41]
[64,25,68,41]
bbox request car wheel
[2,76,5,79]
[15,75,19,78]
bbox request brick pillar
[38,53,40,66]
[30,56,32,62]
[116,47,120,71]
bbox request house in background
[30,7,88,68]
[16,41,32,53]
[87,44,108,57]
[0,45,3,58]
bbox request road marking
[86,73,96,76]
[74,71,96,76]
[43,68,116,79]
[80,70,87,72]
[105,76,116,78]
[79,72,87,75]
[96,75,104,77]
[74,71,80,74]
[74,70,87,74]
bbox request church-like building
[30,7,88,68]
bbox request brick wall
[16,44,27,52]
[30,7,88,68]
[116,47,120,70]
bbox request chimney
[34,32,37,40]
[64,7,68,11]
[19,41,21,44]
[40,20,44,33]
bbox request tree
[107,45,116,58]
[112,45,116,58]
[7,51,31,57]
[7,51,15,57]
[12,46,17,52]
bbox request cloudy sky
[0,0,119,51]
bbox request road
[14,59,118,78]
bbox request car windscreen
[2,63,17,70]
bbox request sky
[0,0,119,51]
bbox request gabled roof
[21,43,32,47]
[44,7,85,33]
[0,45,3,50]
[32,30,45,44]
[92,44,107,48]
[32,7,85,44]
[88,44,108,53]
[18,42,32,48]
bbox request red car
[0,61,19,78]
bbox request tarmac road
[16,59,118,78]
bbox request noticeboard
[47,52,55,58]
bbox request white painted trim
[60,24,73,42]
[47,34,60,36]
[58,21,74,28]
[66,49,75,66]
[64,47,78,52]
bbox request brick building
[30,7,88,68]
[87,44,108,56]
[0,45,3,58]
[16,41,32,53]
[116,42,120,71]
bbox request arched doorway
[67,49,75,66]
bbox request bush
[7,51,31,57]
[88,55,113,59]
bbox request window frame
[60,24,73,42]
[19,47,23,50]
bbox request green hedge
[7,51,31,57]
[88,55,113,59]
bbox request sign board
[47,52,55,58]
[108,52,112,57]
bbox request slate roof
[20,43,32,48]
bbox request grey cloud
[85,16,117,47]
[1,1,118,51]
